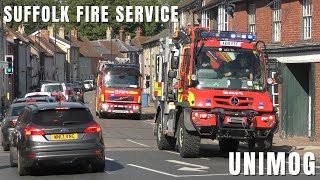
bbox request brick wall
[233,3,248,32]
[316,63,320,140]
[313,0,320,41]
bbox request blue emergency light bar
[200,31,256,41]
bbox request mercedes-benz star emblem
[230,97,239,106]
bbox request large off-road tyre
[177,114,200,158]
[156,115,176,150]
[18,152,29,176]
[248,135,273,152]
[219,139,239,152]
[3,143,9,151]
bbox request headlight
[133,106,140,111]
[102,104,109,109]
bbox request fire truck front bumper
[189,109,279,140]
[100,103,141,114]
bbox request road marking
[164,150,180,155]
[144,120,154,124]
[127,164,178,177]
[166,160,209,172]
[105,157,115,161]
[126,139,150,147]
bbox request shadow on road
[165,142,294,159]
[29,159,124,176]
[0,165,10,170]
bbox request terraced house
[178,0,320,140]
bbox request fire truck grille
[108,96,134,101]
[213,96,254,107]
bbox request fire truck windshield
[103,73,140,89]
[194,47,265,91]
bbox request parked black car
[1,102,45,151]
[9,102,105,176]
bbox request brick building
[178,0,320,140]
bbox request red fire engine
[154,27,278,157]
[95,63,142,119]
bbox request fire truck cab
[154,27,279,157]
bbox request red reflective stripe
[154,91,158,96]
[158,82,162,87]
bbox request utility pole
[0,0,5,113]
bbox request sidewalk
[141,103,156,120]
[272,135,320,164]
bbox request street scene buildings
[0,0,319,141]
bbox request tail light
[84,123,102,133]
[12,120,17,127]
[22,126,45,136]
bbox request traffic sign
[0,61,8,68]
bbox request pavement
[0,91,319,179]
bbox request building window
[272,0,281,42]
[218,5,228,31]
[202,11,210,29]
[248,4,256,33]
[271,72,279,106]
[201,0,210,29]
[302,0,312,39]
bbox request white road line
[164,150,180,155]
[200,157,210,160]
[126,139,150,147]
[105,157,115,161]
[127,164,178,177]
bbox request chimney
[59,27,65,38]
[71,28,78,38]
[40,30,50,41]
[135,27,142,37]
[106,27,112,40]
[125,35,131,45]
[47,25,54,37]
[119,26,125,42]
[17,24,25,34]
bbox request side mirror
[267,78,275,85]
[168,70,177,78]
[171,56,180,69]
[145,81,150,88]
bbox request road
[0,91,319,179]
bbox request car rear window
[32,108,93,126]
[11,106,26,116]
[44,85,63,93]
[27,95,49,98]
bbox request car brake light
[12,120,17,127]
[22,126,45,136]
[84,123,102,133]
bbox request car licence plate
[114,110,127,113]
[51,133,78,140]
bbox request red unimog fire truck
[95,62,142,119]
[153,27,278,157]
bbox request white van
[40,83,69,101]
